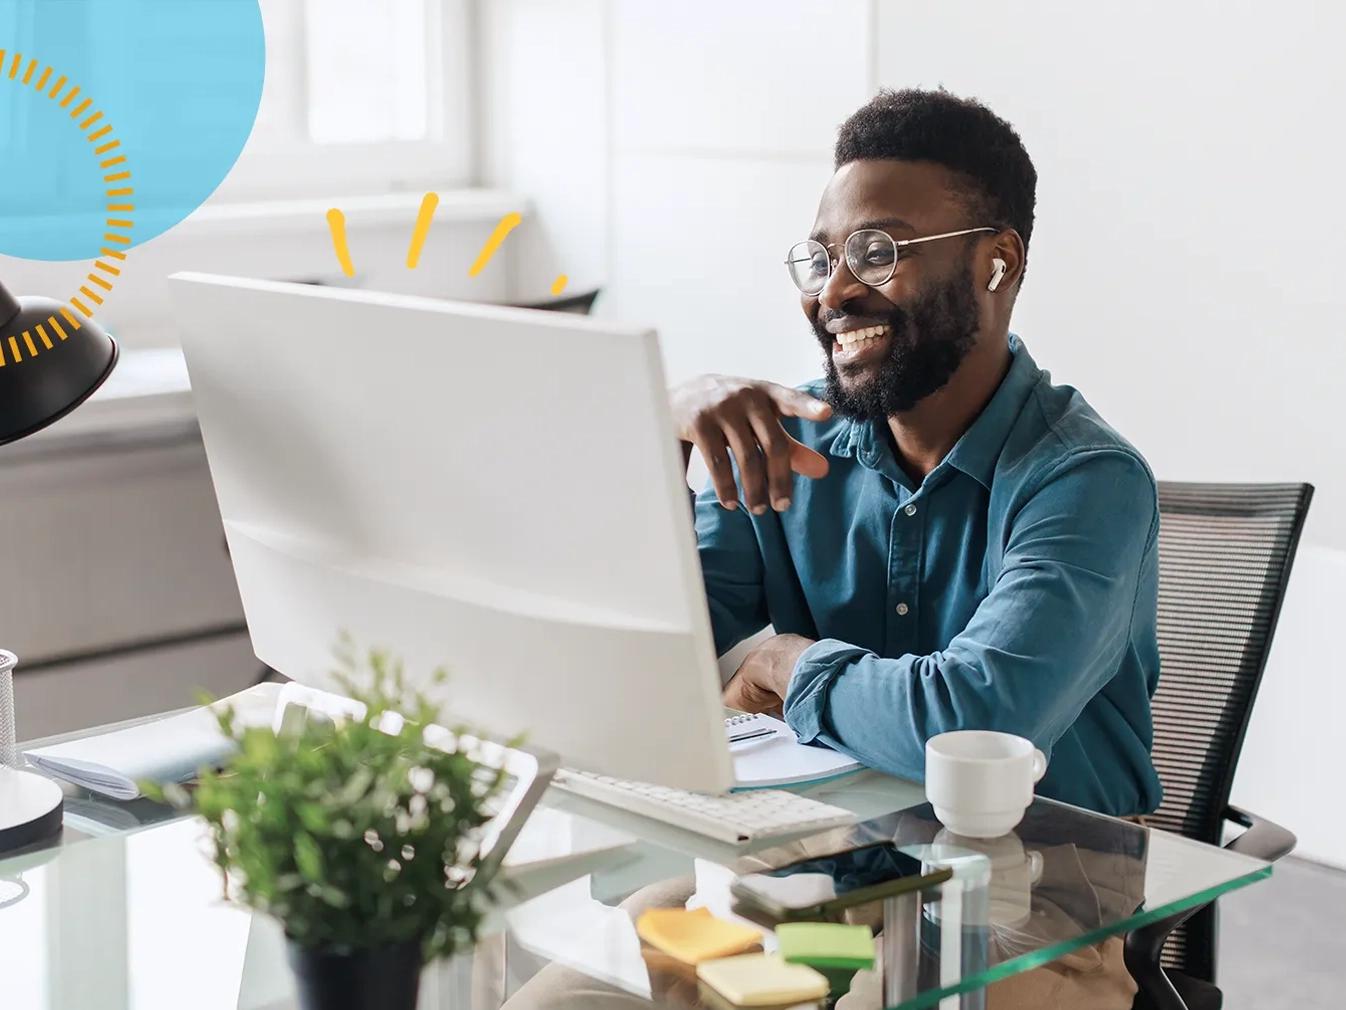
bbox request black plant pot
[286,936,424,1010]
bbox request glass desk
[1,714,1272,1010]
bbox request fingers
[708,409,830,514]
[745,403,796,512]
[722,669,784,717]
[689,419,739,510]
[788,439,830,480]
[765,383,833,421]
[721,410,770,515]
[674,377,833,514]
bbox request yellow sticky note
[636,907,762,965]
[697,953,830,1007]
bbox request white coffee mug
[925,731,1047,838]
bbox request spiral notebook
[726,713,861,788]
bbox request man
[500,89,1156,1010]
[672,87,1162,818]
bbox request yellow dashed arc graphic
[0,48,133,366]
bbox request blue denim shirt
[695,336,1163,816]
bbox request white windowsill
[0,190,529,247]
[174,188,529,238]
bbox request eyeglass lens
[785,229,898,294]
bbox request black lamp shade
[0,281,118,447]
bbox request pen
[728,727,776,744]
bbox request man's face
[802,160,986,420]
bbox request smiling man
[671,88,1162,817]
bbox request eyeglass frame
[784,226,999,294]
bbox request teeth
[835,324,888,347]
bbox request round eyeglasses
[784,226,997,295]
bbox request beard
[816,263,981,420]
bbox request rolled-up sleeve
[693,484,770,657]
[783,450,1158,780]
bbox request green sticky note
[775,922,876,971]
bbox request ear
[986,229,1026,294]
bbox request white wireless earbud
[987,258,1008,292]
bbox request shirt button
[904,503,918,517]
[895,602,910,616]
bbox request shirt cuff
[783,638,869,743]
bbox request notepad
[23,682,284,800]
[696,953,829,1007]
[636,907,762,964]
[726,713,862,788]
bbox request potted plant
[148,645,507,1010]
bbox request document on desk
[24,682,284,800]
[727,713,862,788]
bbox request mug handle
[1027,850,1044,885]
[1031,748,1047,783]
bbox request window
[306,0,432,144]
[214,0,474,200]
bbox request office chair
[509,287,602,315]
[1127,481,1313,1010]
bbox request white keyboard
[553,769,855,844]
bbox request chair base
[1132,969,1222,1010]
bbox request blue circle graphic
[0,0,264,261]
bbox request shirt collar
[828,334,1042,491]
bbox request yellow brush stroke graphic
[468,212,523,277]
[326,208,355,278]
[405,191,438,269]
[0,51,132,365]
[324,204,567,293]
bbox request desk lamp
[0,279,118,851]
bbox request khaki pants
[494,819,1142,1010]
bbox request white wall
[482,0,1346,865]
[481,0,871,386]
[478,0,609,303]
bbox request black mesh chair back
[1147,481,1313,982]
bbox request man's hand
[670,374,832,515]
[722,633,816,716]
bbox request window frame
[209,0,476,202]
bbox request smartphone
[730,841,952,922]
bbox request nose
[817,255,868,312]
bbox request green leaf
[293,831,324,882]
[296,802,329,833]
[153,638,506,959]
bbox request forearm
[782,638,1114,780]
[782,643,947,779]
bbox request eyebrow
[809,216,918,244]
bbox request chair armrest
[1224,804,1296,862]
[1126,807,1295,1009]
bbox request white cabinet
[2,350,257,738]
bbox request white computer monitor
[171,272,733,792]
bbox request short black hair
[835,88,1037,276]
